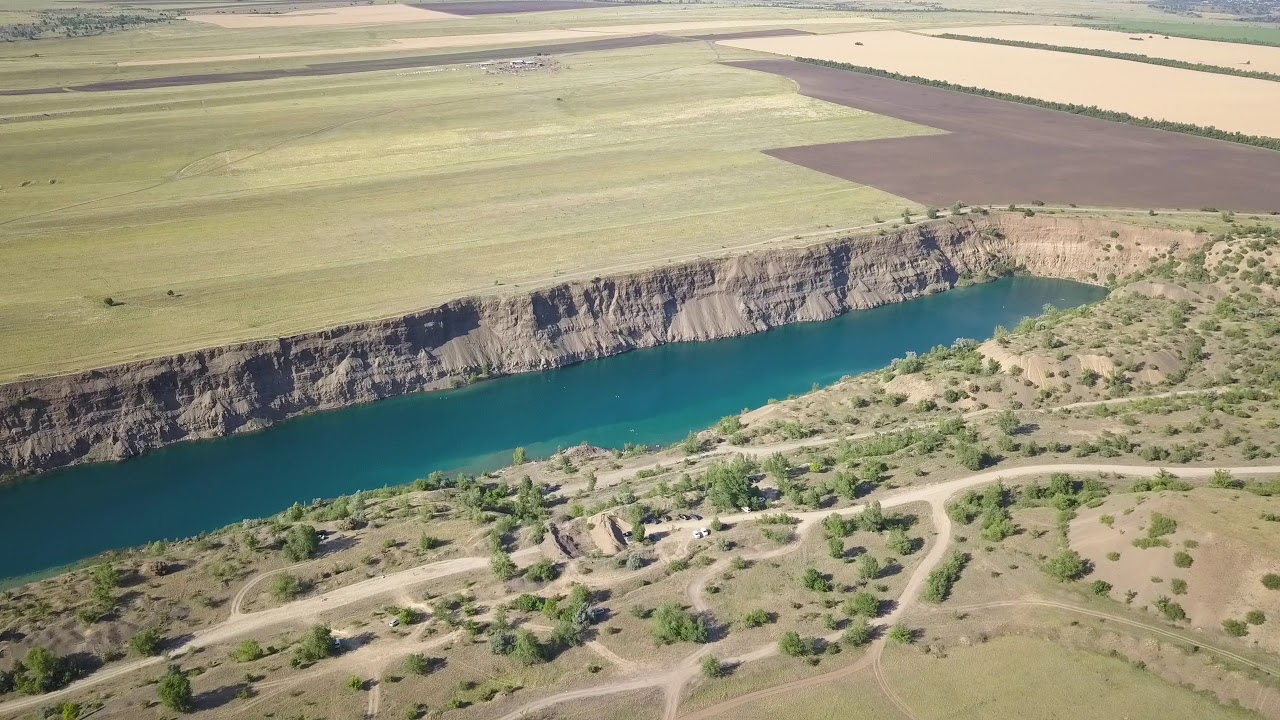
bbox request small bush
[232,640,265,663]
[887,624,913,644]
[778,631,814,657]
[843,619,873,647]
[1172,552,1193,568]
[701,656,726,678]
[1223,619,1249,637]
[1245,610,1266,625]
[1262,573,1280,590]
[129,628,163,657]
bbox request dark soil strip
[414,0,619,14]
[684,29,815,40]
[733,59,1280,213]
[0,34,683,95]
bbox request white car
[691,529,705,539]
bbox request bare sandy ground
[187,3,463,28]
[926,24,1280,76]
[124,18,883,66]
[720,30,1280,137]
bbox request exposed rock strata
[0,214,1193,477]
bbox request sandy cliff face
[0,214,1193,476]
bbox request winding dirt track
[496,463,1280,720]
[0,385,1271,718]
[585,387,1229,496]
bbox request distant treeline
[797,57,1280,152]
[1,11,172,42]
[934,33,1280,83]
[1085,23,1280,48]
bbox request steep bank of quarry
[0,212,1192,476]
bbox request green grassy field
[0,40,937,381]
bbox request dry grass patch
[880,633,1258,719]
[1072,488,1280,652]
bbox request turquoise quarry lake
[0,277,1105,581]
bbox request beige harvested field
[127,18,885,66]
[927,24,1280,75]
[187,4,464,28]
[721,30,1280,137]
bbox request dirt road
[1,447,1272,717]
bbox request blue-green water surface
[0,278,1104,580]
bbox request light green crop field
[880,635,1257,720]
[0,40,937,381]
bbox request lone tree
[157,665,193,712]
[283,524,320,562]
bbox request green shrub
[129,628,163,657]
[1245,610,1266,625]
[1153,596,1187,623]
[270,573,307,601]
[922,552,968,602]
[283,524,320,562]
[1172,551,1193,568]
[652,604,708,644]
[743,609,770,628]
[701,656,726,678]
[525,559,559,583]
[842,619,873,647]
[1223,619,1249,637]
[232,640,265,663]
[1044,548,1086,582]
[157,665,193,712]
[777,631,814,657]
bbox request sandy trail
[230,558,317,615]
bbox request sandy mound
[884,373,935,403]
[1134,349,1182,386]
[587,512,628,556]
[979,340,1055,386]
[740,403,786,428]
[188,4,461,28]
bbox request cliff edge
[0,214,1192,476]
